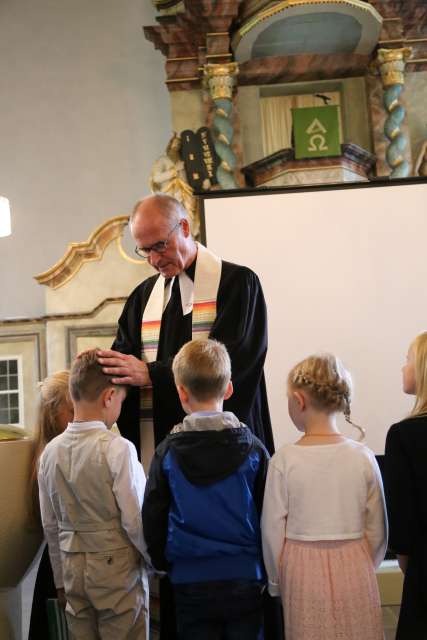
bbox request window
[0,357,23,425]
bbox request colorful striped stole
[139,242,221,473]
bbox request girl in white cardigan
[261,353,387,640]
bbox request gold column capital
[374,47,412,87]
[204,62,239,100]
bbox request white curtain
[260,92,342,157]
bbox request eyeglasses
[134,221,181,259]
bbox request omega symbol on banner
[292,106,341,159]
[306,119,328,152]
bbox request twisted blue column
[204,63,239,190]
[212,98,237,189]
[376,48,412,179]
[383,84,410,178]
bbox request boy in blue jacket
[142,338,269,640]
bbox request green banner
[292,106,341,159]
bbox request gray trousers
[62,546,148,640]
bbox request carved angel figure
[150,134,200,238]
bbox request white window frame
[0,355,24,426]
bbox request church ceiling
[143,0,427,90]
[231,1,383,63]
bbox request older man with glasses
[97,192,280,640]
[98,192,274,462]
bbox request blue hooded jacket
[142,411,269,584]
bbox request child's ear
[176,384,190,405]
[102,387,115,407]
[224,380,233,401]
[294,390,306,411]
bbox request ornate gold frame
[34,215,130,290]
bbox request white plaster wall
[0,0,171,320]
[170,90,206,133]
[45,239,154,315]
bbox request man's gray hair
[130,193,188,224]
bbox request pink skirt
[279,538,383,640]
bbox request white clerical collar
[164,270,194,316]
[147,242,221,326]
[179,271,194,316]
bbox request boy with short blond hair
[142,339,269,640]
[38,350,149,640]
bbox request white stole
[139,242,222,471]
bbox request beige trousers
[62,546,149,640]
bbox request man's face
[131,203,189,278]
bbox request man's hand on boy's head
[97,349,151,387]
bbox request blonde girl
[28,371,73,639]
[385,332,427,639]
[261,353,387,640]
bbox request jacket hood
[167,414,255,486]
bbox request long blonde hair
[288,353,365,440]
[410,331,427,417]
[29,371,71,523]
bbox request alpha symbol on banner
[306,119,328,152]
[292,105,340,159]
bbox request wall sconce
[0,197,11,238]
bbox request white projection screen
[201,178,427,454]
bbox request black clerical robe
[113,258,274,455]
[113,257,282,640]
[385,416,427,639]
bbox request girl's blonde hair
[409,331,427,416]
[288,353,365,439]
[29,371,71,523]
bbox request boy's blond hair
[70,349,123,402]
[172,339,231,402]
[410,331,427,417]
